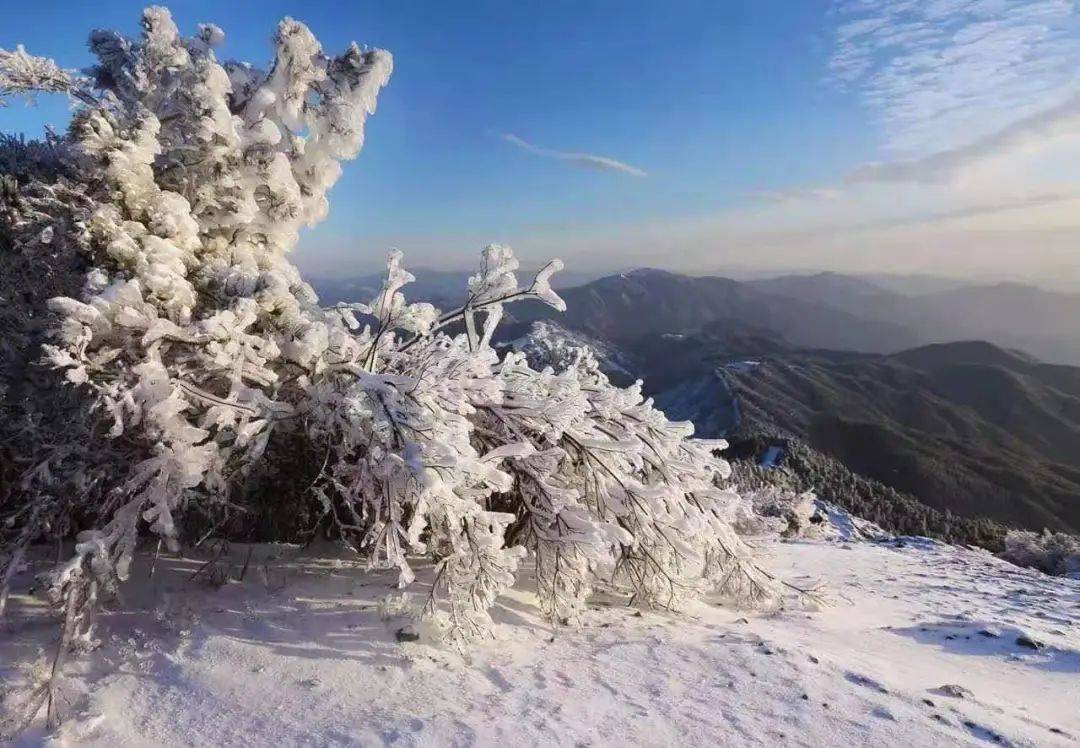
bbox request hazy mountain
[911,284,1080,366]
[853,273,975,296]
[747,271,892,302]
[747,273,1080,366]
[509,268,922,354]
[311,269,469,309]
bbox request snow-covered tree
[0,10,776,718]
[1000,529,1080,579]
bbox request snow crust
[3,533,1077,746]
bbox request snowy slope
[2,535,1078,747]
[499,320,636,382]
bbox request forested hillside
[724,341,1080,533]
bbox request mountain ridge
[718,341,1080,533]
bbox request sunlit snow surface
[2,532,1078,746]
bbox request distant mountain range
[509,269,923,354]
[747,272,1080,366]
[314,267,1080,365]
[311,267,1080,535]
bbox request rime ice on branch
[0,6,773,670]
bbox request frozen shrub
[0,13,778,719]
[1000,529,1080,578]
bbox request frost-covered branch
[398,254,566,354]
[0,46,97,107]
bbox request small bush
[1000,530,1080,578]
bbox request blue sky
[3,1,1080,286]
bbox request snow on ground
[2,535,1078,747]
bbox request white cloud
[478,3,1080,285]
[829,0,1080,155]
[724,0,1080,255]
[845,93,1080,184]
[500,133,647,177]
[746,186,843,203]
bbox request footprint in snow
[962,718,1011,745]
[870,706,896,721]
[844,671,889,694]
